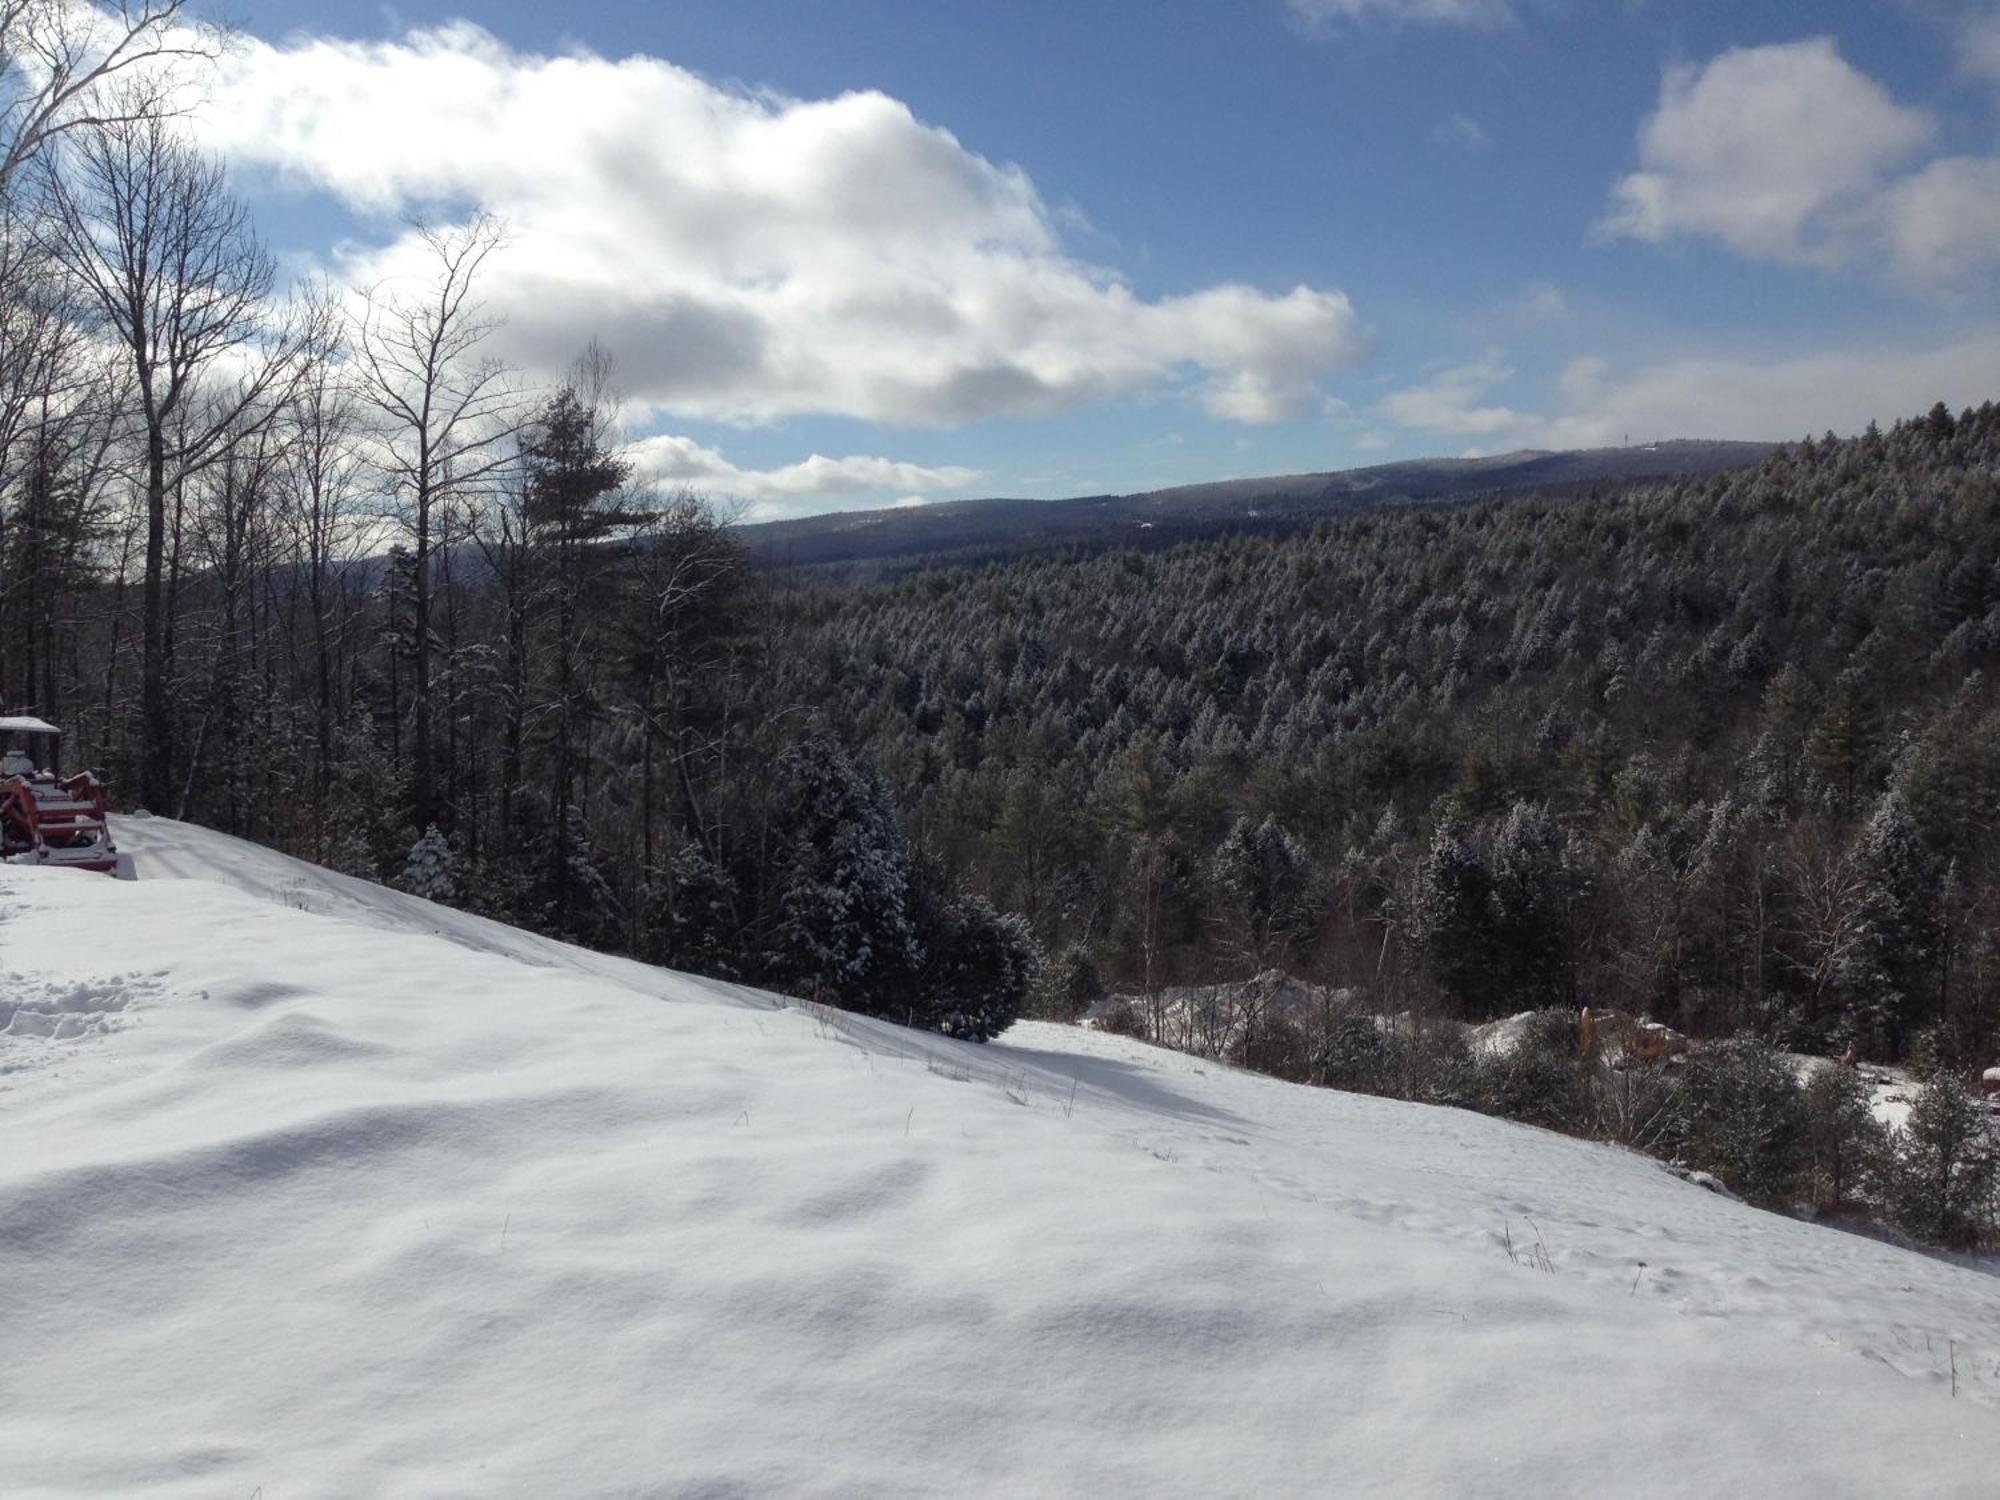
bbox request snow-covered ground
[4,818,2000,1496]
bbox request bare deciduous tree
[0,0,212,194]
[349,213,520,831]
[40,107,323,807]
[274,318,365,853]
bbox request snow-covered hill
[5,818,2000,1496]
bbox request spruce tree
[1806,672,1880,815]
[913,890,1038,1042]
[1848,793,1940,1056]
[764,732,921,1015]
[1490,800,1573,1009]
[404,824,457,904]
[1411,817,1498,1017]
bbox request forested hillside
[759,405,2000,1067]
[8,6,1990,1073]
[736,438,1771,572]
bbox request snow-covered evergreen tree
[1411,818,1496,1016]
[1670,1036,1807,1208]
[1211,814,1310,967]
[1848,792,1940,1055]
[917,892,1038,1042]
[764,733,921,1013]
[1490,800,1574,1009]
[545,802,626,949]
[660,839,741,978]
[404,824,456,904]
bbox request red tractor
[0,716,118,874]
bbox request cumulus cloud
[195,22,1365,430]
[626,434,979,504]
[1600,39,1932,267]
[1877,156,2000,284]
[1534,333,2000,448]
[1601,37,2000,284]
[1377,352,1534,436]
[1290,0,1512,29]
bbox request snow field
[2,817,1999,1495]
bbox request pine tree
[324,707,404,880]
[1806,672,1880,814]
[1887,1071,1997,1247]
[547,803,626,950]
[1802,1063,1882,1209]
[1211,813,1312,968]
[516,374,644,925]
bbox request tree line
[0,1,1033,1039]
[756,404,2000,1072]
[9,4,2000,1081]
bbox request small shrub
[1095,999,1149,1040]
[1399,1019,1483,1109]
[1475,1010,1586,1131]
[1027,944,1102,1022]
[1238,1011,1313,1082]
[1669,1035,1807,1207]
[1320,1015,1396,1096]
[1591,1061,1682,1152]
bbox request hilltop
[739,440,1773,571]
[1,817,1996,1494]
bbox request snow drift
[4,817,2000,1495]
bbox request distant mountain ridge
[739,439,1774,571]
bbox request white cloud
[1372,331,2000,456]
[1557,354,1608,407]
[1378,351,1534,435]
[1432,113,1488,149]
[1290,0,1512,29]
[1536,332,2000,448]
[197,23,1365,429]
[1961,7,2000,82]
[1877,156,2000,284]
[1494,281,1570,333]
[626,434,979,503]
[1601,39,1932,267]
[1601,37,2000,284]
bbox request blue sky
[200,0,2000,516]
